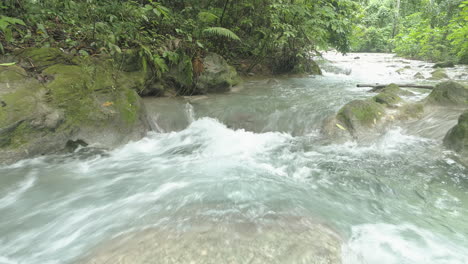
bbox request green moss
[8,122,33,148]
[433,61,455,68]
[444,111,468,153]
[373,91,402,107]
[399,103,424,119]
[17,48,71,70]
[380,84,413,96]
[117,89,139,124]
[337,99,384,130]
[0,65,27,82]
[0,87,37,127]
[429,69,449,80]
[425,81,468,106]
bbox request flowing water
[1,53,468,264]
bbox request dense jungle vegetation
[351,0,468,63]
[0,0,466,78]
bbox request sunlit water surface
[1,53,467,264]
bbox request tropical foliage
[351,0,468,63]
[0,0,358,75]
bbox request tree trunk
[392,0,401,37]
[357,83,434,90]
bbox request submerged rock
[444,111,468,161]
[0,48,150,164]
[79,215,342,264]
[425,81,468,107]
[433,61,455,68]
[429,69,449,80]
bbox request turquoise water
[0,53,467,264]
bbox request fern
[202,27,241,41]
[198,12,219,24]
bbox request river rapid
[1,53,467,264]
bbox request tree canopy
[0,0,466,75]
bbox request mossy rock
[373,91,402,107]
[433,61,455,68]
[0,55,150,164]
[414,72,425,79]
[0,65,28,83]
[380,84,414,96]
[337,99,385,133]
[425,81,468,107]
[443,110,468,155]
[398,103,425,120]
[195,53,239,94]
[429,69,449,80]
[16,47,73,71]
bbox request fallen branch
[357,83,434,90]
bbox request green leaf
[202,27,241,41]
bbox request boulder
[425,81,468,107]
[414,72,425,79]
[443,110,468,157]
[429,69,449,80]
[195,53,240,94]
[321,84,415,140]
[167,53,239,95]
[79,215,342,264]
[0,48,150,164]
[337,99,384,133]
[433,61,455,68]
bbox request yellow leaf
[373,118,377,124]
[0,62,16,66]
[102,101,114,107]
[390,115,395,120]
[336,123,347,130]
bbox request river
[0,53,467,264]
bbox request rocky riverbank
[0,48,241,164]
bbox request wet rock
[414,72,425,79]
[195,53,240,94]
[373,90,401,107]
[79,215,342,264]
[429,69,449,80]
[444,110,468,159]
[354,56,360,59]
[0,48,150,164]
[322,84,416,141]
[337,100,385,134]
[397,103,425,120]
[433,61,455,68]
[425,81,468,107]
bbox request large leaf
[203,27,241,41]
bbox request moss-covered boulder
[414,72,425,79]
[429,69,449,80]
[0,48,150,164]
[337,100,385,131]
[443,110,468,157]
[397,103,425,120]
[425,81,468,106]
[15,47,73,71]
[372,84,413,107]
[195,53,240,94]
[433,61,455,68]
